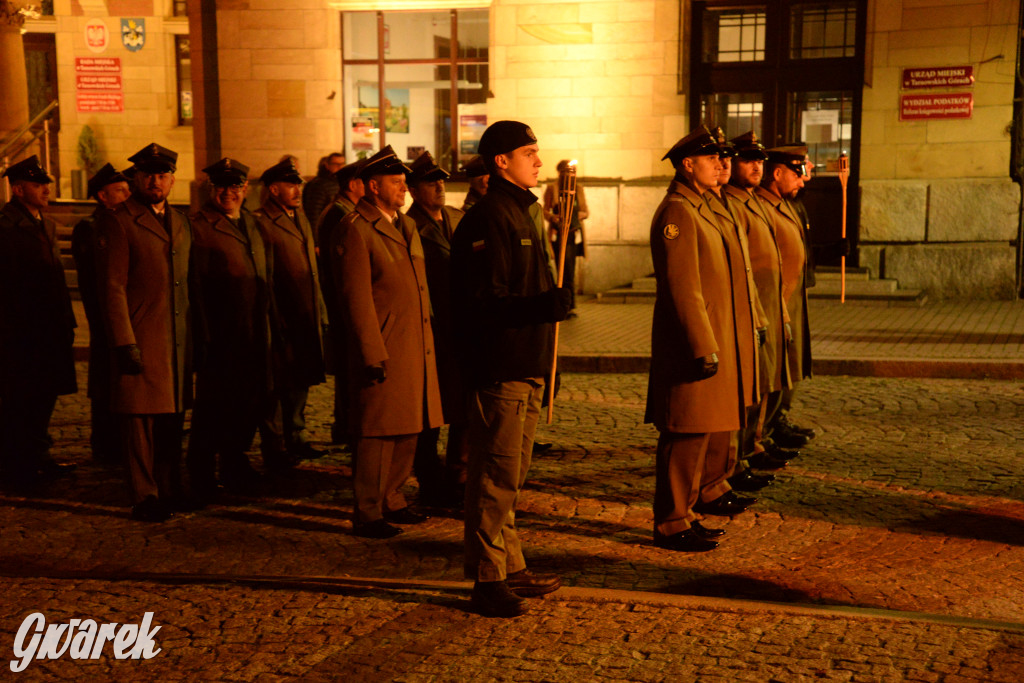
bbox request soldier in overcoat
[188,158,287,501]
[93,143,192,521]
[645,127,754,554]
[405,151,468,508]
[72,164,131,465]
[327,146,443,538]
[255,159,328,460]
[0,156,78,490]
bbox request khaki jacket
[756,187,812,380]
[724,184,792,394]
[329,198,443,437]
[644,180,744,434]
[94,196,193,413]
[255,199,327,388]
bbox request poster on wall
[84,19,108,54]
[121,18,145,52]
[357,86,409,134]
[800,109,840,144]
[457,104,487,165]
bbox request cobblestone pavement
[3,366,1024,679]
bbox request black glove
[115,344,143,375]
[696,352,718,380]
[545,287,573,322]
[365,362,386,385]
[756,327,768,347]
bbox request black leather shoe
[764,442,800,460]
[532,441,553,454]
[779,415,815,438]
[693,491,755,516]
[771,425,809,449]
[293,442,326,460]
[728,469,774,492]
[471,580,527,618]
[747,451,788,470]
[653,529,718,552]
[506,569,561,598]
[691,520,725,539]
[353,519,403,538]
[131,495,173,522]
[383,507,430,524]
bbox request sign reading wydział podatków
[899,93,973,121]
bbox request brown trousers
[121,413,184,505]
[464,378,544,582]
[353,434,416,523]
[653,430,736,536]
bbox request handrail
[2,127,48,169]
[0,99,59,157]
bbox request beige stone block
[871,30,889,68]
[887,45,970,66]
[858,179,927,241]
[859,110,887,146]
[539,133,579,152]
[218,49,252,80]
[506,44,568,64]
[579,2,618,23]
[516,77,574,98]
[618,1,655,22]
[217,11,241,47]
[122,78,154,94]
[902,4,989,30]
[518,23,593,45]
[494,5,518,47]
[314,119,342,151]
[593,21,653,45]
[267,80,307,119]
[620,184,666,237]
[606,58,663,77]
[219,80,268,118]
[238,28,305,49]
[531,115,601,135]
[622,130,663,150]
[890,26,972,50]
[578,132,621,149]
[587,148,651,181]
[313,51,341,81]
[239,11,304,31]
[593,96,651,118]
[903,0,976,6]
[221,118,284,152]
[601,115,661,135]
[517,4,580,24]
[250,49,316,66]
[928,178,1019,241]
[303,10,330,49]
[507,60,572,80]
[517,95,593,119]
[248,0,324,8]
[874,0,902,31]
[306,83,342,120]
[926,105,1013,144]
[629,75,654,98]
[253,63,317,81]
[884,118,928,144]
[971,26,1016,64]
[882,243,1015,300]
[560,44,609,62]
[572,75,631,97]
[581,184,619,241]
[859,143,898,180]
[895,141,1007,179]
[492,46,507,78]
[972,80,1016,105]
[653,0,679,42]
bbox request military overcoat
[255,199,327,388]
[328,198,443,438]
[93,195,193,414]
[644,180,744,434]
[0,200,77,398]
[755,187,812,381]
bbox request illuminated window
[700,93,764,140]
[702,8,766,62]
[791,1,857,59]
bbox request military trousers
[0,392,57,484]
[653,430,737,536]
[120,413,185,505]
[463,377,544,582]
[353,433,417,523]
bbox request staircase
[596,266,927,306]
[48,202,95,300]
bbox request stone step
[811,278,899,295]
[815,267,871,281]
[631,276,656,291]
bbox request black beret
[335,158,367,186]
[478,120,538,160]
[461,155,488,178]
[87,163,128,198]
[359,145,411,179]
[766,145,809,175]
[128,142,177,173]
[731,131,768,161]
[3,155,53,184]
[407,151,449,185]
[662,126,719,167]
[202,157,249,186]
[260,158,303,185]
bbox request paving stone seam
[5,571,1023,636]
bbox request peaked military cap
[335,158,367,186]
[260,158,303,185]
[461,155,488,178]
[128,142,177,173]
[359,145,411,179]
[767,144,809,176]
[711,126,736,158]
[3,155,53,184]
[407,151,449,185]
[87,163,128,198]
[478,120,537,159]
[203,157,249,186]
[731,131,768,161]
[662,126,719,167]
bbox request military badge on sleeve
[663,224,680,240]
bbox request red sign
[76,74,123,91]
[900,93,973,121]
[902,66,974,89]
[75,57,121,73]
[76,92,124,113]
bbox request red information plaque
[899,93,973,121]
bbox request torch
[838,152,850,303]
[546,160,577,424]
